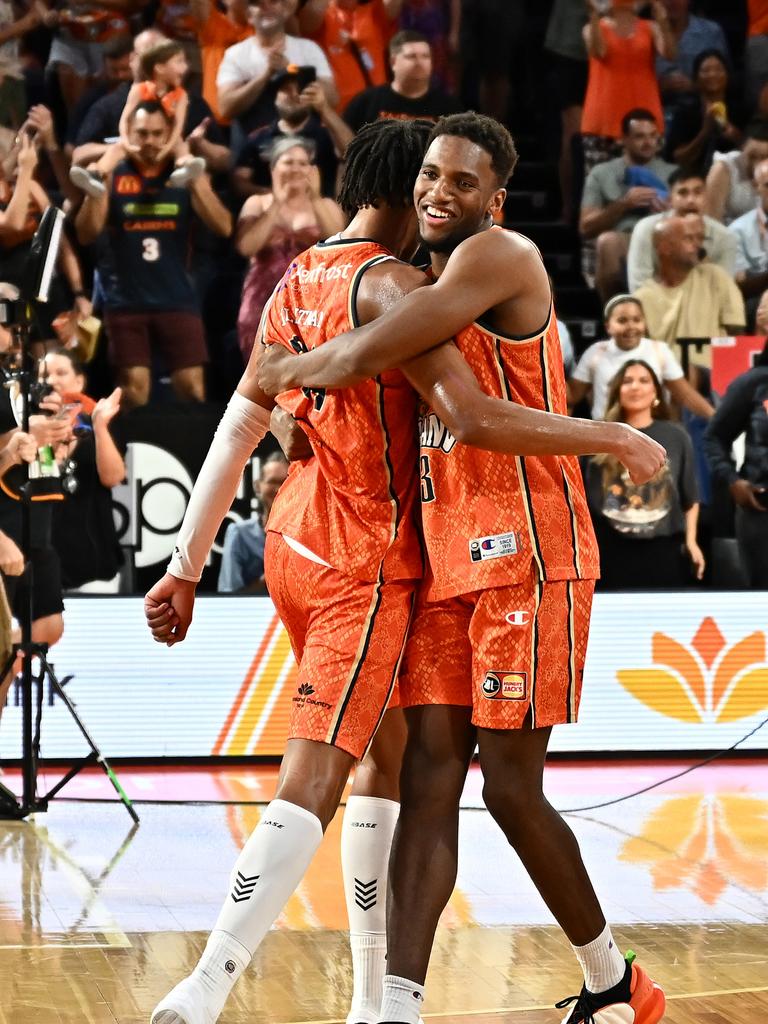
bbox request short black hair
[427,111,518,185]
[668,166,705,187]
[337,118,432,219]
[389,29,430,58]
[745,117,768,142]
[692,48,728,80]
[621,108,659,135]
[129,99,172,126]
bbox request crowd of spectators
[0,0,765,617]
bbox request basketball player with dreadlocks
[145,115,664,1024]
[257,113,668,1024]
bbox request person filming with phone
[704,330,768,588]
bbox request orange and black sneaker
[556,952,665,1024]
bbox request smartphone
[296,66,316,91]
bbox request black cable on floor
[555,714,768,815]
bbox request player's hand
[729,478,768,511]
[257,341,297,396]
[4,431,37,466]
[0,533,24,576]
[145,572,197,646]
[270,406,313,460]
[616,424,667,485]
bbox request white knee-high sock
[190,799,323,1019]
[341,795,400,1024]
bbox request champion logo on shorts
[482,671,527,700]
[505,611,530,626]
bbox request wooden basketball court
[0,759,766,1024]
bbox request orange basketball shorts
[399,567,595,729]
[265,532,415,759]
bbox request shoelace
[554,992,597,1024]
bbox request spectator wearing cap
[634,213,746,345]
[569,293,714,420]
[217,0,336,136]
[191,0,253,124]
[343,29,461,133]
[580,107,675,302]
[235,136,345,362]
[233,63,352,199]
[298,0,402,113]
[628,167,736,292]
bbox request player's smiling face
[414,135,505,254]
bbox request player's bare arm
[403,343,667,485]
[145,344,275,646]
[257,228,528,394]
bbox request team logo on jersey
[505,611,530,626]
[115,174,141,195]
[482,672,527,700]
[469,531,519,563]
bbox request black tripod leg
[41,657,140,825]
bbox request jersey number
[142,237,160,262]
[420,454,436,503]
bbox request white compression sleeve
[167,392,271,582]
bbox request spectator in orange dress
[191,0,253,123]
[581,0,675,176]
[298,0,403,111]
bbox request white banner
[1,592,766,758]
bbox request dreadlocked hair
[338,118,433,219]
[428,112,518,185]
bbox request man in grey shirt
[580,108,676,302]
[628,167,737,291]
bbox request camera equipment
[0,206,137,824]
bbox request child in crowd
[69,40,205,197]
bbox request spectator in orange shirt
[191,0,253,123]
[298,0,403,111]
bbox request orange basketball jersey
[263,237,423,584]
[419,302,600,601]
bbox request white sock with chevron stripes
[341,796,400,1024]
[187,800,323,1020]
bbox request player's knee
[481,771,545,837]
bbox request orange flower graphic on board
[617,617,768,723]
[620,794,768,904]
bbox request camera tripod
[0,212,138,823]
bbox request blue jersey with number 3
[98,157,198,312]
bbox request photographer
[0,336,74,654]
[45,349,126,593]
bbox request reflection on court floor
[0,760,766,1024]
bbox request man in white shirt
[217,0,337,134]
[569,293,715,420]
[627,167,737,292]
